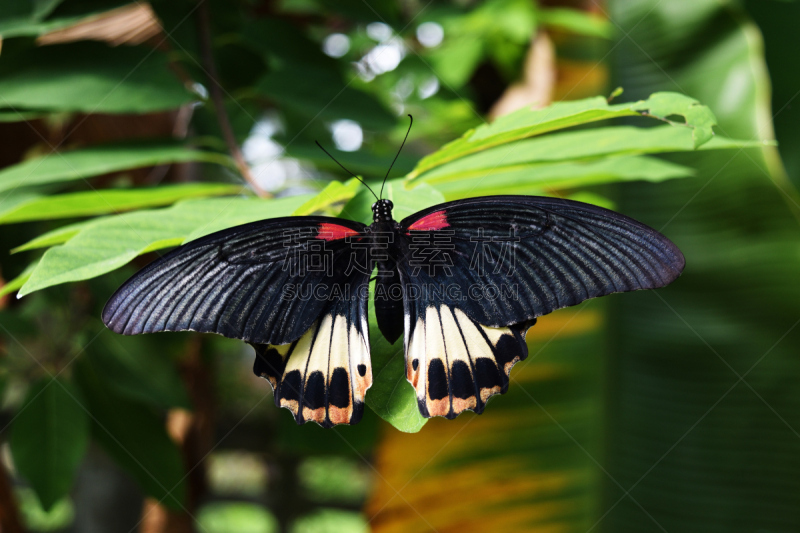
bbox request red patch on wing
[317,223,359,241]
[407,210,449,231]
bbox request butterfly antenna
[315,140,379,200]
[380,114,413,199]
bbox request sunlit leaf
[18,195,312,297]
[538,7,614,38]
[197,502,279,533]
[0,262,36,297]
[12,222,89,253]
[0,183,244,224]
[0,142,233,194]
[408,92,721,179]
[413,125,757,185]
[293,178,362,216]
[432,155,693,199]
[427,38,484,88]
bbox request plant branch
[0,458,25,533]
[196,0,269,198]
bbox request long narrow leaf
[0,183,244,224]
[413,125,760,184]
[17,195,313,297]
[408,92,721,180]
[431,155,693,199]
[0,142,233,194]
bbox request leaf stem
[195,0,269,198]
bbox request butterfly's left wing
[394,195,685,418]
[102,215,373,427]
[252,285,372,427]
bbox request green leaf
[427,37,484,88]
[18,195,312,296]
[538,7,614,39]
[285,144,417,179]
[0,0,127,38]
[605,1,800,531]
[10,378,89,511]
[0,141,232,194]
[74,357,186,509]
[255,64,396,131]
[197,502,279,533]
[184,194,314,241]
[432,155,693,199]
[407,92,720,179]
[0,41,195,113]
[12,222,89,253]
[85,334,191,410]
[0,262,37,297]
[0,110,46,122]
[293,179,362,217]
[365,301,427,433]
[0,183,244,224]
[746,0,800,186]
[31,0,63,19]
[0,0,72,39]
[413,125,746,184]
[0,189,43,220]
[631,92,718,147]
[563,191,616,210]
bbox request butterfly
[102,117,685,427]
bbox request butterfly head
[372,199,394,223]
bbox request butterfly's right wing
[395,195,685,419]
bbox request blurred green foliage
[0,0,796,532]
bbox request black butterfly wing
[403,300,535,419]
[396,195,685,418]
[102,216,373,426]
[252,279,372,427]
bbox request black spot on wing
[357,364,367,377]
[474,357,504,390]
[279,370,302,404]
[329,368,351,408]
[427,359,449,401]
[450,360,473,400]
[304,371,326,410]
